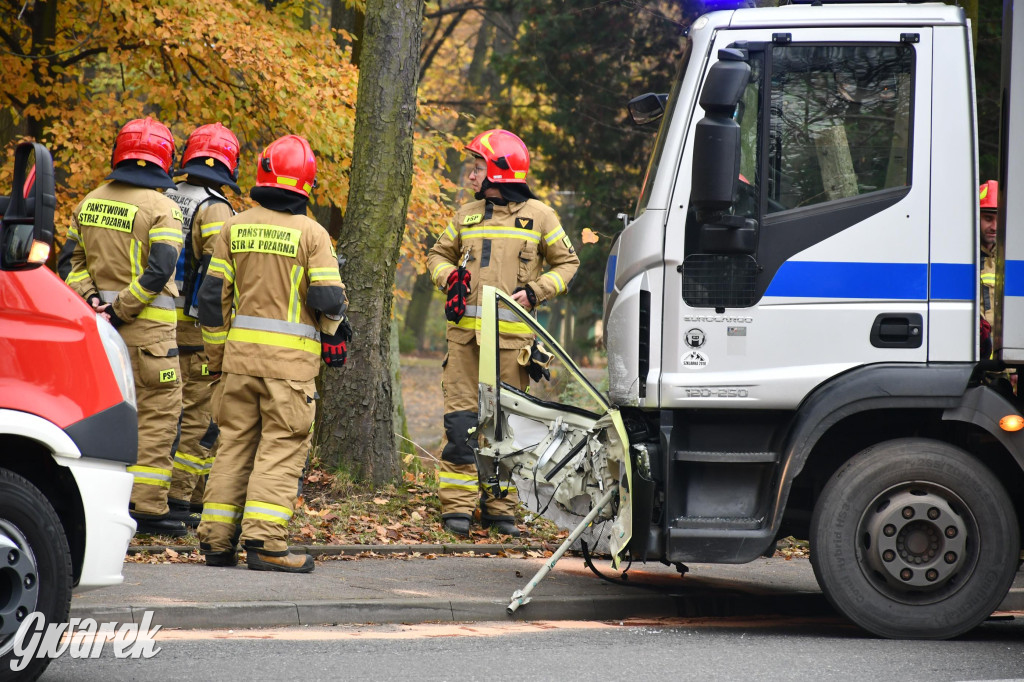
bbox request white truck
[475,0,1024,639]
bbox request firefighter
[426,129,580,538]
[980,179,998,334]
[65,117,187,536]
[163,123,242,527]
[197,134,349,572]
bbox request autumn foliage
[0,0,454,266]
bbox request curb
[128,543,552,556]
[72,592,837,630]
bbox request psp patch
[159,368,178,383]
[463,213,483,225]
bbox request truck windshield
[635,37,693,217]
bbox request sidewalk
[70,545,1024,630]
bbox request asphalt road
[40,616,1024,682]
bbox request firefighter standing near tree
[197,134,350,573]
[426,129,580,538]
[65,117,187,536]
[163,123,242,527]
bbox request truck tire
[0,468,72,682]
[810,438,1019,639]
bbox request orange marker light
[999,414,1024,432]
[28,240,50,264]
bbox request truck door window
[767,45,913,213]
[635,37,693,217]
[736,51,763,220]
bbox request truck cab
[476,1,1024,639]
[0,142,137,680]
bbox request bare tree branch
[419,10,467,80]
[424,2,486,19]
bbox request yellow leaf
[581,228,600,244]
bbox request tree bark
[331,0,366,66]
[316,0,422,485]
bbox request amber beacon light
[999,414,1024,432]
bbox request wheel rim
[0,519,40,657]
[858,482,976,605]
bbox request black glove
[527,339,553,382]
[445,268,471,323]
[321,318,353,368]
[512,285,537,309]
[98,303,126,328]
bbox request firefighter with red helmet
[163,123,242,527]
[426,129,580,537]
[65,117,187,536]
[197,134,349,572]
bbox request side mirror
[1,142,56,270]
[690,49,750,212]
[627,92,669,125]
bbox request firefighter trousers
[438,340,529,523]
[127,340,183,517]
[169,348,218,502]
[197,373,315,555]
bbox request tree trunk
[316,0,422,485]
[402,268,436,347]
[331,0,366,66]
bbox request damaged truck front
[476,1,1024,641]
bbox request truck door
[662,27,932,409]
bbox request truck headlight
[95,316,136,409]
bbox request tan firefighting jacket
[426,198,580,349]
[199,206,347,381]
[168,186,234,349]
[982,243,996,327]
[65,182,184,347]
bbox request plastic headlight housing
[95,316,136,409]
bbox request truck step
[671,516,764,530]
[673,450,777,463]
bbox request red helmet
[980,180,999,212]
[111,118,175,173]
[256,135,316,197]
[183,123,241,180]
[466,129,530,184]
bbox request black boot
[131,512,187,538]
[488,520,521,537]
[443,517,470,538]
[203,548,238,567]
[167,498,201,528]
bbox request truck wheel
[810,438,1020,639]
[0,468,72,682]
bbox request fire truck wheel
[810,437,1019,639]
[0,468,72,682]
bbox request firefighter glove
[321,323,350,368]
[981,316,993,359]
[527,339,553,382]
[99,303,125,329]
[512,285,537,309]
[445,268,471,323]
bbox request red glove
[445,268,471,323]
[321,319,353,368]
[980,316,992,359]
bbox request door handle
[870,313,923,349]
